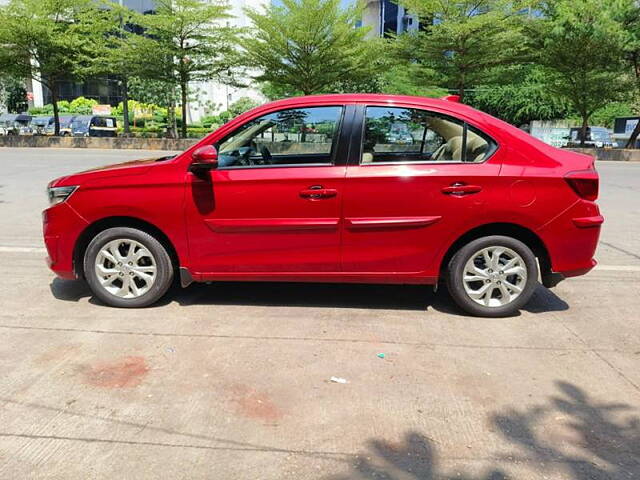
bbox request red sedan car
[43,94,603,317]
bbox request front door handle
[300,186,338,200]
[442,183,482,196]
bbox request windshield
[33,118,51,127]
[591,130,611,141]
[72,118,90,131]
[59,117,74,128]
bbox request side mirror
[189,145,218,175]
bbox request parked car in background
[71,115,118,137]
[45,116,76,136]
[29,116,55,135]
[566,126,618,148]
[0,113,32,136]
[43,94,603,317]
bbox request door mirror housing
[190,145,218,174]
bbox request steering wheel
[260,145,273,165]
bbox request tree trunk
[167,90,177,139]
[457,71,465,103]
[180,79,188,139]
[580,115,589,147]
[122,75,130,136]
[50,83,60,136]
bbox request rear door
[341,104,501,276]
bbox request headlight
[47,186,78,206]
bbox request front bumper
[43,202,89,279]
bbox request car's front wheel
[84,227,174,308]
[446,236,538,317]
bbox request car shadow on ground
[328,380,640,479]
[50,278,568,315]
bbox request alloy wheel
[94,238,157,299]
[462,246,527,308]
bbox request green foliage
[615,0,640,147]
[376,64,448,98]
[68,96,98,114]
[392,0,528,101]
[128,77,178,107]
[29,102,68,115]
[568,102,636,129]
[28,97,102,115]
[0,76,28,113]
[131,0,241,138]
[242,0,376,95]
[469,66,573,125]
[528,0,631,137]
[227,97,260,117]
[199,96,260,127]
[0,0,102,133]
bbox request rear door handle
[300,186,338,200]
[441,183,482,196]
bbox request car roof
[262,93,470,110]
[0,113,31,121]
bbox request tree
[528,0,631,145]
[133,0,241,138]
[241,0,376,96]
[393,0,527,102]
[0,0,96,134]
[469,65,573,126]
[128,77,180,137]
[0,75,28,113]
[75,3,142,135]
[617,0,640,148]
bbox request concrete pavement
[0,148,639,479]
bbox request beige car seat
[362,152,374,164]
[432,136,464,161]
[432,134,489,162]
[465,134,489,162]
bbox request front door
[341,104,501,276]
[185,105,349,274]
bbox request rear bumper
[43,202,89,279]
[538,201,602,279]
[542,258,597,288]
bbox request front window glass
[362,106,493,164]
[217,106,343,168]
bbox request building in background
[360,0,419,38]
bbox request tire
[446,235,538,317]
[84,227,174,308]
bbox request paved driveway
[0,148,639,479]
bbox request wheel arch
[439,222,552,278]
[73,216,180,279]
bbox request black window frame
[213,105,350,170]
[349,104,498,166]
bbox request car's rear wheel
[446,236,538,317]
[84,227,174,308]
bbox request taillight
[564,169,599,201]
